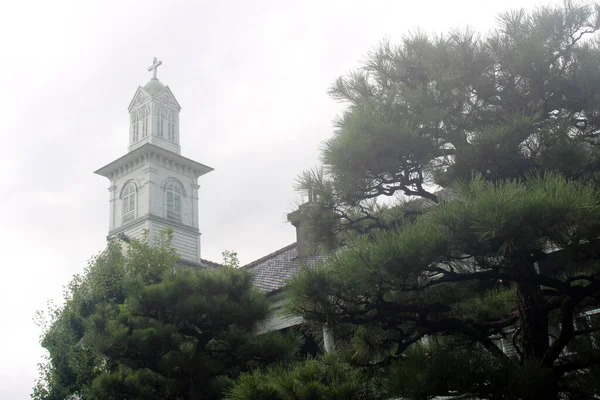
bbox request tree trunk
[515,260,557,400]
[516,281,549,360]
[184,331,215,400]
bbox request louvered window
[122,184,136,223]
[496,328,519,358]
[567,310,600,353]
[168,112,175,141]
[141,106,149,138]
[499,337,518,357]
[155,107,164,137]
[131,111,139,142]
[166,182,182,222]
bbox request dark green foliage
[226,354,374,400]
[385,339,556,400]
[298,2,600,247]
[33,231,299,400]
[282,2,600,400]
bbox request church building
[95,58,216,268]
[95,59,324,339]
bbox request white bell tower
[95,58,213,265]
[128,57,182,154]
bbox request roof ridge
[243,242,297,269]
[200,258,222,269]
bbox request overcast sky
[0,0,562,397]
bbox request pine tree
[227,354,373,400]
[281,3,600,399]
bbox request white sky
[0,0,560,397]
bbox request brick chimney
[287,203,315,258]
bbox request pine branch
[543,297,575,365]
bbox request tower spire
[148,57,162,80]
[95,59,214,265]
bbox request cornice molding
[95,143,213,181]
[109,214,200,237]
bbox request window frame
[131,111,139,142]
[155,107,165,137]
[141,106,149,138]
[165,181,183,222]
[122,183,137,223]
[167,111,175,141]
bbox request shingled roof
[199,258,222,269]
[244,243,325,293]
[242,189,454,294]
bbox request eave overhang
[94,143,213,180]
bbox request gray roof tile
[244,243,325,293]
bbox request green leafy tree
[33,237,128,400]
[34,231,299,400]
[283,3,600,399]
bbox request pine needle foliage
[280,3,600,399]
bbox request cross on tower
[148,57,162,80]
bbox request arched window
[167,111,175,141]
[165,181,182,222]
[141,106,149,138]
[122,183,136,223]
[131,111,139,142]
